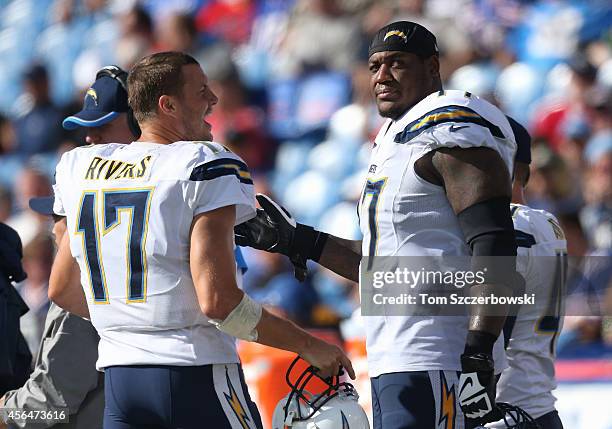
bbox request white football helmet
[271,357,370,429]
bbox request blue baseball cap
[507,115,531,164]
[29,196,57,216]
[62,75,129,130]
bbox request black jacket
[0,223,32,395]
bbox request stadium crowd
[0,0,610,363]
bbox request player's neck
[511,183,526,205]
[137,122,185,145]
[391,85,442,121]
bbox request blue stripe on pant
[103,364,262,429]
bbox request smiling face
[368,50,440,119]
[175,64,218,141]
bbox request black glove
[458,353,501,426]
[234,194,328,281]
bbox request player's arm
[48,232,89,319]
[190,205,354,379]
[1,307,100,428]
[235,194,361,282]
[419,146,518,422]
[426,146,516,337]
[317,236,361,282]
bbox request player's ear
[427,55,439,75]
[158,95,176,116]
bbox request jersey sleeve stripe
[190,158,253,185]
[515,230,536,248]
[394,105,505,144]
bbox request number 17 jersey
[53,141,256,370]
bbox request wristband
[464,330,497,356]
[210,293,263,341]
[293,224,329,262]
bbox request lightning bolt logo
[383,30,407,43]
[224,367,251,429]
[86,88,98,106]
[438,372,456,429]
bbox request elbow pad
[210,293,263,342]
[457,196,518,288]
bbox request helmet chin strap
[284,410,296,426]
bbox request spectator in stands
[273,0,361,77]
[5,168,52,247]
[532,54,598,152]
[156,12,199,54]
[558,116,591,174]
[557,316,612,359]
[207,65,274,170]
[195,0,256,46]
[0,187,11,224]
[526,142,583,215]
[116,5,154,68]
[119,4,154,42]
[557,213,589,259]
[581,129,612,251]
[12,64,64,157]
[0,114,16,155]
[584,85,611,141]
[16,233,54,359]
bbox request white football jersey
[359,90,516,376]
[53,141,256,369]
[491,204,567,424]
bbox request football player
[1,65,139,429]
[489,118,567,429]
[236,21,520,429]
[48,52,353,429]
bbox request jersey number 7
[535,250,568,355]
[76,188,154,304]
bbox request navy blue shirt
[14,102,63,155]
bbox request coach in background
[0,223,30,397]
[0,66,138,429]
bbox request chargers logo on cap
[86,88,98,106]
[384,30,408,43]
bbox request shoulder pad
[192,141,233,156]
[512,204,565,244]
[187,143,251,184]
[394,90,511,145]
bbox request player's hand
[235,194,296,254]
[235,194,308,281]
[300,338,355,380]
[458,353,501,425]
